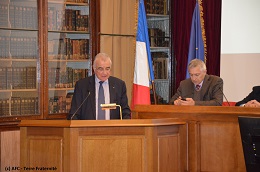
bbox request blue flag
[186,1,205,78]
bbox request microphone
[70,91,90,120]
[219,87,230,106]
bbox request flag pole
[151,81,157,104]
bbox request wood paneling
[0,130,20,172]
[20,119,186,172]
[132,105,260,172]
[80,136,144,171]
[28,138,63,170]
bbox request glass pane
[0,0,40,117]
[147,15,169,48]
[146,0,170,104]
[48,0,91,114]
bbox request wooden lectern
[19,119,186,172]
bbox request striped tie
[196,85,201,91]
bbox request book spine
[27,7,34,29]
[22,6,27,28]
[66,93,74,113]
[34,7,37,29]
[14,6,23,28]
[35,97,39,114]
[1,99,10,116]
[56,9,64,31]
[0,37,4,58]
[0,67,7,90]
[26,67,36,89]
[12,67,19,89]
[67,67,73,88]
[6,67,12,89]
[0,4,8,27]
[9,5,15,28]
[21,98,25,115]
[84,15,88,32]
[48,7,54,30]
[11,97,21,116]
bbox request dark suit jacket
[235,86,260,106]
[67,75,131,120]
[169,74,223,106]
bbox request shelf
[147,14,169,21]
[48,0,89,6]
[0,27,38,32]
[150,47,170,52]
[0,89,37,92]
[48,30,90,34]
[48,59,89,62]
[49,87,74,91]
[0,58,37,61]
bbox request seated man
[169,59,223,106]
[235,86,260,107]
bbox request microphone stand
[219,87,230,106]
[70,92,90,120]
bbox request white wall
[220,0,260,102]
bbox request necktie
[196,85,201,91]
[98,81,105,120]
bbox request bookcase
[47,0,91,115]
[0,0,97,122]
[0,0,39,118]
[145,0,171,104]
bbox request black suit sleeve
[235,86,260,106]
[120,81,131,119]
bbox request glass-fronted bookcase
[145,0,172,104]
[0,0,97,123]
[47,0,91,116]
[0,0,40,121]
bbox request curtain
[100,0,137,102]
[203,0,222,76]
[172,0,222,93]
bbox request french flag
[131,0,154,109]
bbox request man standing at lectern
[169,59,223,106]
[67,53,131,120]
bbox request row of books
[48,38,89,60]
[0,97,38,116]
[0,4,38,29]
[49,93,73,114]
[152,52,168,79]
[145,0,169,15]
[0,36,37,59]
[49,67,88,88]
[0,4,8,27]
[0,67,36,90]
[48,7,89,31]
[149,28,169,47]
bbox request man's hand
[245,100,260,107]
[174,97,195,106]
